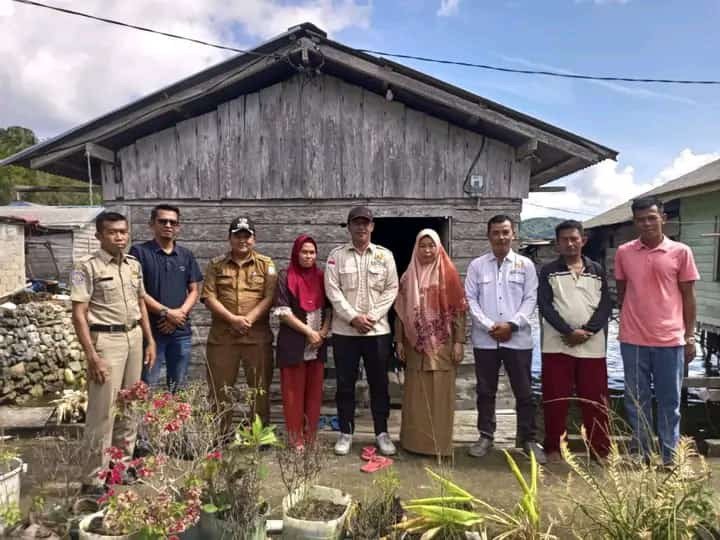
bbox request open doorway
[372,217,451,276]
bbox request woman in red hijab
[394,229,467,458]
[274,235,331,447]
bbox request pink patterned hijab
[394,229,467,356]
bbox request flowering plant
[90,382,203,539]
[97,446,202,539]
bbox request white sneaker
[376,432,397,456]
[334,433,353,456]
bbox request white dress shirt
[464,249,538,350]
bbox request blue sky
[1,0,718,218]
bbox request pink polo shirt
[615,237,699,347]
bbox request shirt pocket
[508,271,526,289]
[339,265,358,290]
[215,275,235,302]
[245,273,266,294]
[95,276,120,303]
[368,265,387,292]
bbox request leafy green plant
[0,501,22,529]
[560,431,720,539]
[396,451,555,539]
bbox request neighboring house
[0,203,104,282]
[0,216,31,299]
[1,23,616,405]
[584,158,720,363]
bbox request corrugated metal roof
[0,203,104,230]
[584,157,720,229]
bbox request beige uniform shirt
[201,251,278,345]
[324,243,399,336]
[70,249,146,326]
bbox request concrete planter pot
[281,485,351,540]
[179,507,267,540]
[78,512,140,540]
[0,456,26,534]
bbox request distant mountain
[520,217,564,240]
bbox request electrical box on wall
[469,174,484,194]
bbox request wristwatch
[686,336,696,345]
[159,307,169,318]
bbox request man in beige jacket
[325,206,399,456]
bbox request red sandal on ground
[360,455,393,473]
[361,446,377,461]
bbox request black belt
[90,321,139,333]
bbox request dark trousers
[542,353,610,457]
[333,334,392,435]
[474,347,536,444]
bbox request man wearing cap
[325,206,400,456]
[70,211,156,495]
[202,216,278,433]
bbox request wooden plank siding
[680,192,720,328]
[109,74,530,203]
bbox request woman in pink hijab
[394,229,467,457]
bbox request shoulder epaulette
[211,254,227,264]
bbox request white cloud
[523,148,720,219]
[437,0,460,16]
[0,1,371,138]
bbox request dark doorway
[372,217,451,277]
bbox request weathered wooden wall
[680,192,720,330]
[104,74,531,203]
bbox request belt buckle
[124,323,131,332]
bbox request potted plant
[188,415,279,540]
[78,382,202,539]
[0,445,26,536]
[277,437,352,540]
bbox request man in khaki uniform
[70,211,156,494]
[202,217,278,432]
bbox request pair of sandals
[360,445,394,473]
[317,415,340,431]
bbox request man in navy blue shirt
[130,204,203,392]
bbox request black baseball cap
[347,206,373,223]
[229,217,256,235]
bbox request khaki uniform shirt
[201,251,278,345]
[324,243,399,336]
[70,248,146,326]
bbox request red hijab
[287,235,325,312]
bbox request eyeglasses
[157,219,179,226]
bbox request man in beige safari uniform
[70,211,156,495]
[202,217,278,433]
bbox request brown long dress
[396,311,466,457]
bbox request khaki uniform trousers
[206,342,273,433]
[83,326,143,483]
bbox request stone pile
[0,301,86,405]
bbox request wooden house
[1,23,615,405]
[584,158,720,367]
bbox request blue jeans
[142,333,192,393]
[620,343,683,463]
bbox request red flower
[97,487,115,505]
[206,450,222,461]
[105,446,125,460]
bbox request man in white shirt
[325,206,399,456]
[464,215,545,463]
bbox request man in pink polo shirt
[615,196,699,465]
